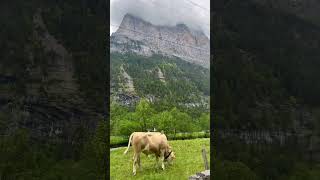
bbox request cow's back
[131,132,168,154]
[149,133,168,146]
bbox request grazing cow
[124,132,176,175]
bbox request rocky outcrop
[31,9,78,98]
[111,14,210,68]
[189,170,210,180]
[119,64,135,95]
[112,93,140,106]
[157,67,165,83]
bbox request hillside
[111,52,209,111]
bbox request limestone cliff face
[31,10,78,97]
[111,14,210,68]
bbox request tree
[155,111,173,133]
[170,107,194,135]
[110,102,128,135]
[135,98,155,131]
[198,113,210,131]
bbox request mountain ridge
[111,13,210,68]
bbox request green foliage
[198,113,210,131]
[118,117,141,136]
[287,164,320,180]
[111,99,210,137]
[215,160,259,180]
[110,136,128,146]
[170,107,195,133]
[0,129,34,179]
[135,98,155,131]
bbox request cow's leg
[155,155,159,168]
[132,153,138,175]
[132,152,135,161]
[160,150,165,170]
[137,153,142,170]
[161,156,165,170]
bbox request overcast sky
[110,0,210,38]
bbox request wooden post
[202,146,209,170]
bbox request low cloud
[110,0,210,38]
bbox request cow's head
[164,145,175,163]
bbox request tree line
[111,98,210,137]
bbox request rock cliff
[111,14,210,68]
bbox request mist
[110,0,210,38]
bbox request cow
[124,132,176,175]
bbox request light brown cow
[124,132,176,175]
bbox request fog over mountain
[110,0,210,38]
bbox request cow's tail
[124,132,135,154]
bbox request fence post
[202,146,209,170]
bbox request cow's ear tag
[161,130,164,134]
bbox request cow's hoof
[133,172,136,176]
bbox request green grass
[110,136,128,146]
[110,138,210,180]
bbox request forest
[110,98,210,138]
[111,52,210,108]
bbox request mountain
[252,0,320,26]
[110,14,210,111]
[110,14,210,108]
[111,13,210,68]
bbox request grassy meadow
[110,138,210,180]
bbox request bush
[215,160,260,180]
